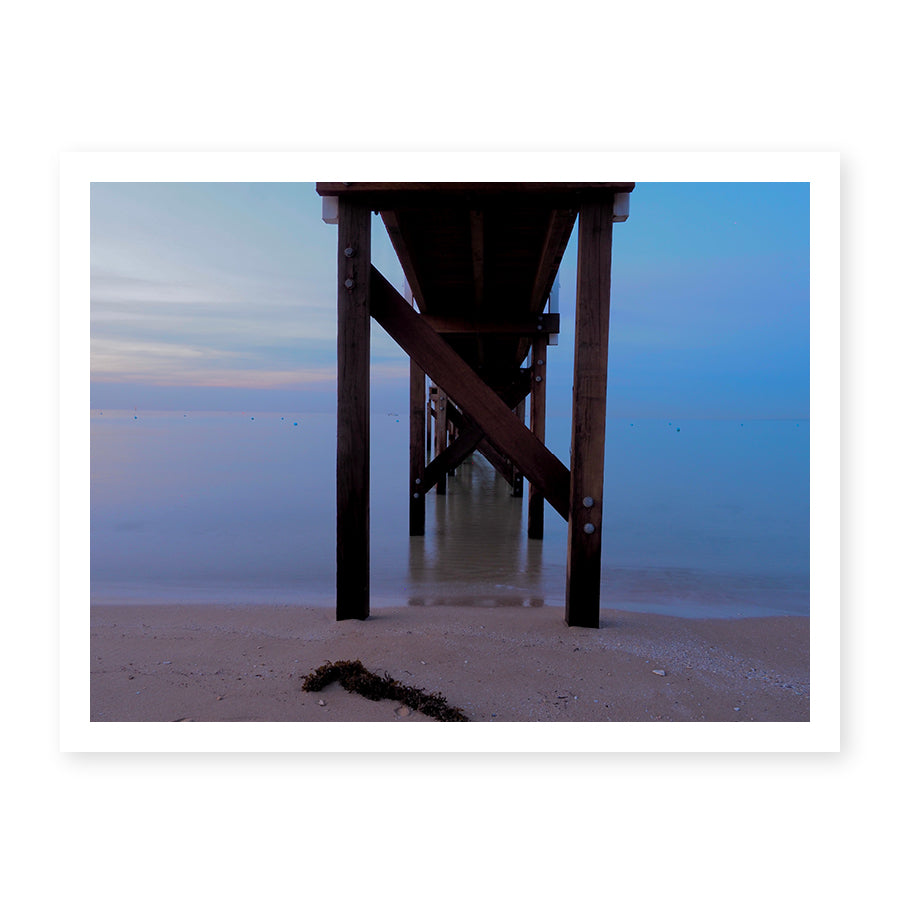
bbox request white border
[61,151,839,753]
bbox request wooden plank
[370,267,571,519]
[421,313,560,334]
[317,182,636,196]
[336,199,371,620]
[409,360,426,535]
[528,333,549,539]
[565,195,614,629]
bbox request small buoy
[676,427,680,432]
[250,416,254,420]
[293,422,298,426]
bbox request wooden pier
[317,182,634,627]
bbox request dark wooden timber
[379,209,428,308]
[324,182,634,394]
[318,182,633,628]
[317,182,635,204]
[421,313,559,335]
[446,406,458,477]
[516,208,578,363]
[511,400,526,497]
[565,195,614,628]
[422,375,532,493]
[476,440,517,487]
[434,384,448,494]
[470,208,486,370]
[370,267,571,519]
[527,332,549,539]
[336,199,371,620]
[409,359,426,535]
[443,394,521,487]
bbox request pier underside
[317,182,634,627]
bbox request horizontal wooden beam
[317,182,636,196]
[370,267,571,519]
[421,313,560,335]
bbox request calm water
[90,410,809,618]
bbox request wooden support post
[435,387,448,494]
[565,194,614,629]
[511,400,526,496]
[336,199,371,621]
[410,360,426,535]
[528,333,549,539]
[447,406,458,477]
[426,384,434,461]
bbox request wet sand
[90,603,809,723]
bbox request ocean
[90,410,810,618]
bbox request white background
[7,2,892,898]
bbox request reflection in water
[90,411,810,617]
[407,454,547,608]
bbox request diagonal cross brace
[370,267,571,519]
[423,375,532,493]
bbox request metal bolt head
[344,246,355,257]
[415,478,421,485]
[413,492,420,499]
[536,359,544,366]
[582,496,594,508]
[535,375,543,383]
[583,523,596,535]
[344,278,354,289]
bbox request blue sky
[90,181,809,418]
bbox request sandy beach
[90,603,809,723]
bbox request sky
[90,181,809,419]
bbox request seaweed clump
[301,659,468,722]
